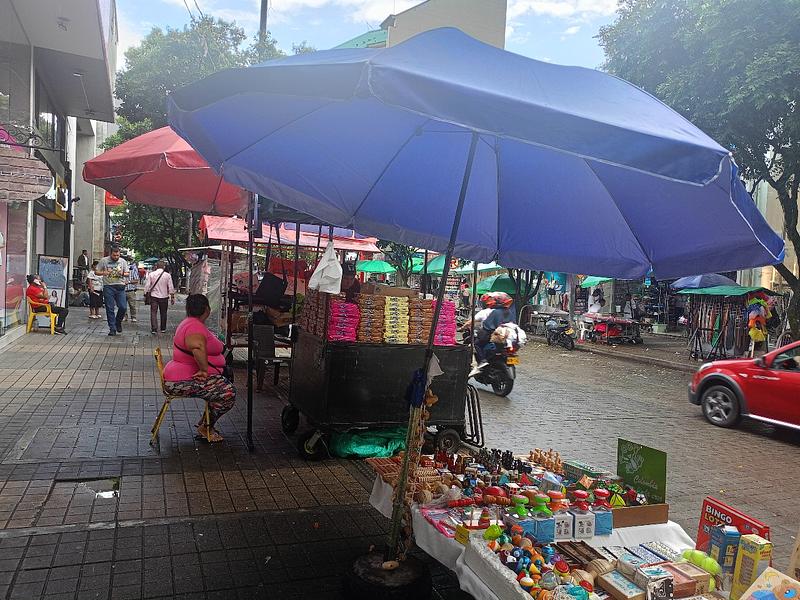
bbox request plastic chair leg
[150,399,171,442]
[26,314,34,333]
[50,316,55,335]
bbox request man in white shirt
[622,293,640,320]
[96,245,130,336]
[144,261,175,334]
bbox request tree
[101,116,153,150]
[598,0,800,337]
[377,240,416,286]
[506,269,543,312]
[292,41,316,55]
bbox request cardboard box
[709,525,740,575]
[634,566,674,600]
[613,504,670,528]
[790,523,800,581]
[618,552,649,580]
[731,535,773,600]
[535,516,555,543]
[657,563,700,598]
[738,567,799,600]
[599,571,646,600]
[554,512,574,540]
[360,283,418,298]
[595,510,614,536]
[669,562,710,595]
[572,511,596,539]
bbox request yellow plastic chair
[150,347,212,446]
[26,303,57,335]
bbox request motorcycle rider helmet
[493,292,513,308]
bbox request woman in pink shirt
[163,294,235,442]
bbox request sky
[116,0,618,70]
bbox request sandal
[196,424,224,443]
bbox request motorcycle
[546,320,576,350]
[472,346,517,396]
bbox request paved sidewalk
[0,307,468,600]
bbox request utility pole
[259,0,268,42]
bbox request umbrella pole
[470,261,478,354]
[292,223,300,322]
[385,131,479,564]
[422,249,428,294]
[246,192,255,452]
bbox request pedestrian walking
[144,260,175,334]
[86,260,104,319]
[124,262,139,322]
[96,245,130,336]
[26,274,68,334]
[138,265,146,285]
[77,249,89,281]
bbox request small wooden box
[657,563,703,598]
[599,571,646,600]
[612,504,669,528]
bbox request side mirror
[754,357,766,368]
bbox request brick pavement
[0,306,468,600]
[477,342,800,569]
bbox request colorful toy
[592,489,611,510]
[548,490,568,513]
[572,490,590,512]
[532,493,553,516]
[512,494,531,517]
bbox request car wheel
[701,385,741,428]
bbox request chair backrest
[253,324,276,359]
[153,347,167,390]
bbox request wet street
[476,341,800,568]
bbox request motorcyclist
[474,292,514,369]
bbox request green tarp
[329,427,407,459]
[580,276,613,288]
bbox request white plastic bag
[308,241,342,294]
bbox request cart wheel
[434,428,461,455]
[281,405,300,434]
[297,429,327,460]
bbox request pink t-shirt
[163,317,226,381]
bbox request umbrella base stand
[344,552,432,600]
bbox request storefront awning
[0,145,53,203]
[199,215,380,253]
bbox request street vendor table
[580,312,643,344]
[369,476,695,600]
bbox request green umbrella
[356,259,396,274]
[580,275,613,289]
[142,257,159,264]
[453,261,502,275]
[412,254,446,274]
[476,274,517,295]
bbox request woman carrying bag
[144,261,175,333]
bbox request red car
[689,340,800,430]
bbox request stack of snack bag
[327,299,360,342]
[383,296,410,344]
[408,298,435,344]
[356,294,386,343]
[299,288,325,337]
[431,299,457,345]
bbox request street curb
[530,337,697,374]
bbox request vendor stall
[365,446,706,600]
[288,286,483,459]
[581,313,643,345]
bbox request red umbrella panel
[82,126,248,216]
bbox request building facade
[0,0,117,344]
[738,181,799,292]
[337,0,507,50]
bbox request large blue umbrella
[168,28,782,280]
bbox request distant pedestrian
[77,249,89,280]
[144,261,175,334]
[86,260,103,319]
[26,274,68,334]
[138,266,146,285]
[124,262,139,323]
[96,245,130,336]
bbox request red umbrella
[82,126,248,216]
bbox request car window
[772,347,799,371]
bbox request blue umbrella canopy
[168,28,783,279]
[670,273,738,290]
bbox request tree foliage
[377,240,416,286]
[102,116,154,150]
[598,0,800,336]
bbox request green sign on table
[616,438,667,504]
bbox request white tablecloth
[369,476,695,599]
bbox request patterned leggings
[163,375,236,426]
